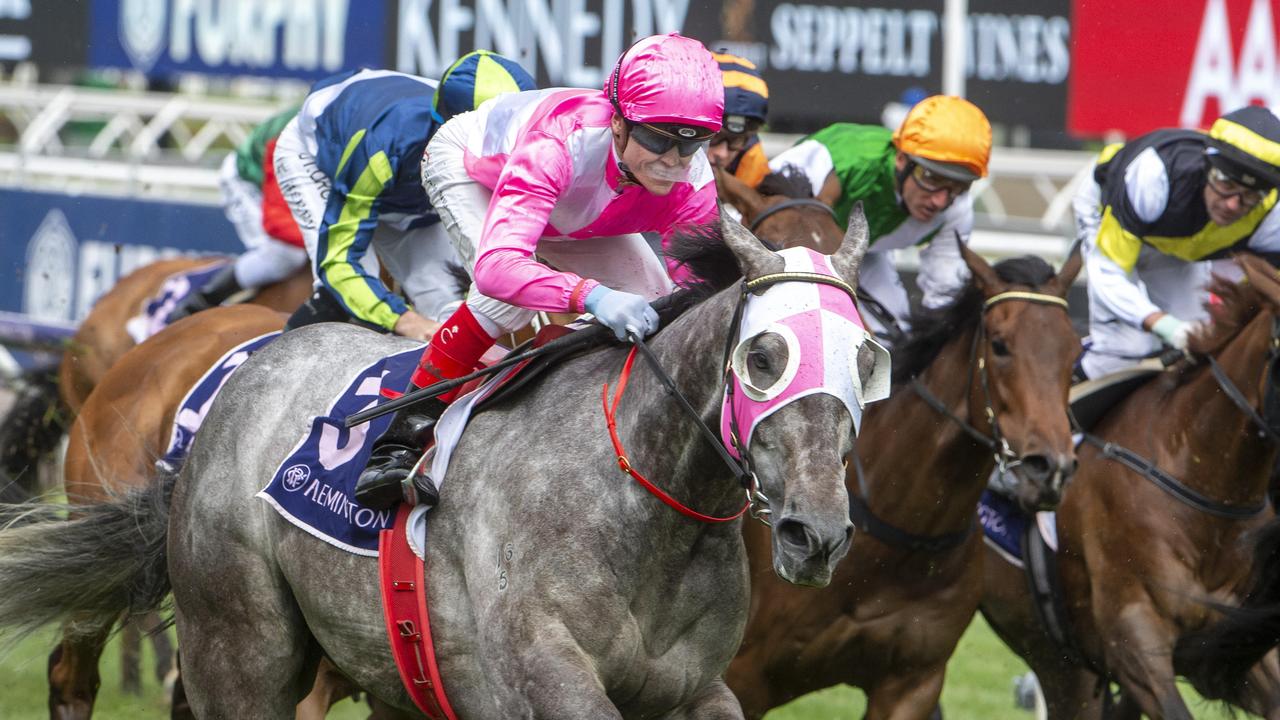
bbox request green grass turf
[0,617,1244,718]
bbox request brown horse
[49,303,410,719]
[981,254,1280,720]
[59,257,311,416]
[50,304,287,719]
[717,170,1082,718]
[0,257,310,502]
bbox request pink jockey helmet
[720,247,892,460]
[605,33,724,133]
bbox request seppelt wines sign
[1069,0,1280,138]
[393,0,1072,133]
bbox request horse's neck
[1167,315,1277,505]
[861,323,990,535]
[610,290,747,526]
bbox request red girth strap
[602,347,749,523]
[378,504,458,719]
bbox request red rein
[602,347,749,523]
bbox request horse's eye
[991,339,1011,357]
[749,350,771,371]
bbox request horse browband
[984,291,1069,311]
[744,271,857,300]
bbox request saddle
[1068,358,1165,432]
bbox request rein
[748,198,838,233]
[601,270,859,525]
[1078,315,1280,521]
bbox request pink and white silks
[720,247,892,457]
[431,87,717,319]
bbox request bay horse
[0,257,311,495]
[981,254,1280,720]
[0,214,874,717]
[50,303,286,719]
[718,169,1081,718]
[44,303,414,720]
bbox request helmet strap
[895,156,915,213]
[614,123,641,190]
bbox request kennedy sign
[89,0,386,79]
[394,0,1071,133]
[1069,0,1280,137]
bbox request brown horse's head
[891,239,1083,511]
[963,241,1082,510]
[716,167,843,254]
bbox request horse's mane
[662,223,741,318]
[891,256,1058,384]
[756,167,814,199]
[1184,273,1264,358]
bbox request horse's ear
[957,232,1005,295]
[720,206,784,280]
[1044,244,1083,298]
[1237,253,1280,308]
[830,201,869,286]
[714,166,764,224]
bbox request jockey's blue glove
[584,286,659,341]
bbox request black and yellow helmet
[1206,105,1280,190]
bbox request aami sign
[1069,0,1280,137]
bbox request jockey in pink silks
[357,33,726,508]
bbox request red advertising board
[1069,0,1279,138]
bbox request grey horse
[0,212,871,718]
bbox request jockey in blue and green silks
[273,51,537,337]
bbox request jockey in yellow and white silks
[1077,105,1280,379]
[355,33,726,508]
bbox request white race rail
[0,84,1093,259]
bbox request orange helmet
[892,95,992,181]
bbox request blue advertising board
[89,0,388,80]
[0,189,240,328]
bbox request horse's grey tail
[0,466,175,644]
[1174,517,1280,705]
[0,365,66,490]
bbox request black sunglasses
[627,121,710,157]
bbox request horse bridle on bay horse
[910,290,1071,476]
[1077,315,1280,521]
[747,198,838,235]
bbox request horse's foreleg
[862,668,945,720]
[660,680,745,720]
[1102,603,1193,720]
[47,621,112,720]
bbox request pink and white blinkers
[720,247,891,459]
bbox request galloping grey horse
[0,213,872,718]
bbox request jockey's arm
[916,196,974,309]
[1244,201,1280,268]
[471,131,599,314]
[1084,148,1170,329]
[314,148,407,332]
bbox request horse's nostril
[1021,454,1054,481]
[776,519,813,551]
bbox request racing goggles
[710,130,753,153]
[910,163,972,201]
[1207,166,1268,208]
[627,121,713,157]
